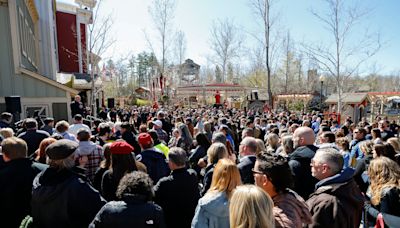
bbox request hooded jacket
[288,145,318,200]
[191,191,230,228]
[137,148,170,183]
[31,167,106,228]
[273,189,312,228]
[306,168,364,228]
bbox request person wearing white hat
[152,120,169,144]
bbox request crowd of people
[0,104,399,228]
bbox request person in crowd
[201,142,229,196]
[0,112,13,129]
[237,136,257,184]
[371,128,383,144]
[352,140,374,193]
[157,110,172,136]
[307,148,364,228]
[149,130,170,158]
[70,95,85,117]
[100,141,138,201]
[177,122,193,152]
[336,137,351,168]
[75,128,103,182]
[96,122,113,147]
[152,120,169,144]
[289,126,319,200]
[318,131,339,150]
[278,135,294,157]
[387,137,400,153]
[255,138,266,155]
[266,133,280,154]
[229,185,275,228]
[189,132,211,175]
[90,171,166,228]
[0,127,14,139]
[154,147,200,228]
[54,120,77,142]
[120,122,141,155]
[254,153,312,227]
[136,133,169,183]
[40,117,55,135]
[0,137,47,228]
[373,143,397,161]
[192,158,242,228]
[219,125,235,150]
[93,143,112,191]
[364,156,400,227]
[18,118,50,156]
[203,121,213,141]
[34,137,57,164]
[349,127,367,167]
[31,139,105,227]
[68,114,91,136]
[168,128,182,148]
[379,120,395,141]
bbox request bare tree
[249,0,280,107]
[174,30,186,86]
[304,0,381,114]
[209,18,243,83]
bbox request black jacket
[89,194,166,228]
[237,155,257,184]
[121,131,141,155]
[154,168,200,228]
[288,145,318,200]
[201,165,215,196]
[137,149,170,183]
[31,167,106,228]
[0,158,47,228]
[18,129,50,156]
[365,187,400,227]
[189,145,208,175]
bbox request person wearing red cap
[136,133,170,183]
[100,141,138,201]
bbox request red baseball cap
[138,133,153,146]
[110,141,134,154]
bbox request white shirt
[68,123,91,136]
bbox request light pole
[319,75,326,112]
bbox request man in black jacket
[154,147,200,228]
[121,122,141,155]
[18,118,50,156]
[31,140,106,228]
[237,136,257,184]
[289,126,318,200]
[0,137,47,228]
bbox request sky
[60,0,400,75]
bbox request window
[17,5,37,69]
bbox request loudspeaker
[107,98,115,109]
[5,96,21,121]
[253,91,259,100]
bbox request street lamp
[319,75,326,112]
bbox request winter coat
[272,189,312,228]
[18,129,50,156]
[288,145,318,200]
[0,158,47,228]
[306,168,364,228]
[237,155,256,184]
[154,168,201,228]
[31,167,106,228]
[137,148,170,183]
[121,131,141,155]
[89,194,166,228]
[189,145,208,175]
[201,165,215,196]
[191,191,230,228]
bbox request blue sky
[60,0,400,75]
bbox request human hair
[148,130,160,145]
[55,120,69,133]
[255,138,266,155]
[321,132,336,143]
[25,118,38,129]
[100,143,112,169]
[139,124,148,133]
[387,137,400,152]
[208,158,241,198]
[241,137,258,154]
[281,135,294,155]
[374,143,396,160]
[359,140,374,156]
[74,114,83,121]
[195,133,211,149]
[116,171,154,201]
[0,128,14,138]
[315,148,344,175]
[256,153,294,193]
[336,137,349,151]
[203,121,212,133]
[1,137,28,160]
[168,147,187,167]
[110,153,138,185]
[356,127,367,137]
[229,185,274,228]
[77,130,91,141]
[46,153,75,170]
[371,128,381,139]
[266,133,279,149]
[0,112,12,121]
[212,132,227,145]
[120,122,131,131]
[368,157,400,205]
[98,123,112,136]
[242,128,254,138]
[36,137,57,164]
[207,142,228,165]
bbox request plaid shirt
[78,143,103,183]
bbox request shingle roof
[325,93,368,104]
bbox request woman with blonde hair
[192,159,242,228]
[365,157,400,226]
[229,185,275,228]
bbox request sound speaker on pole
[107,98,115,109]
[5,96,21,121]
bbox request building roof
[325,93,368,104]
